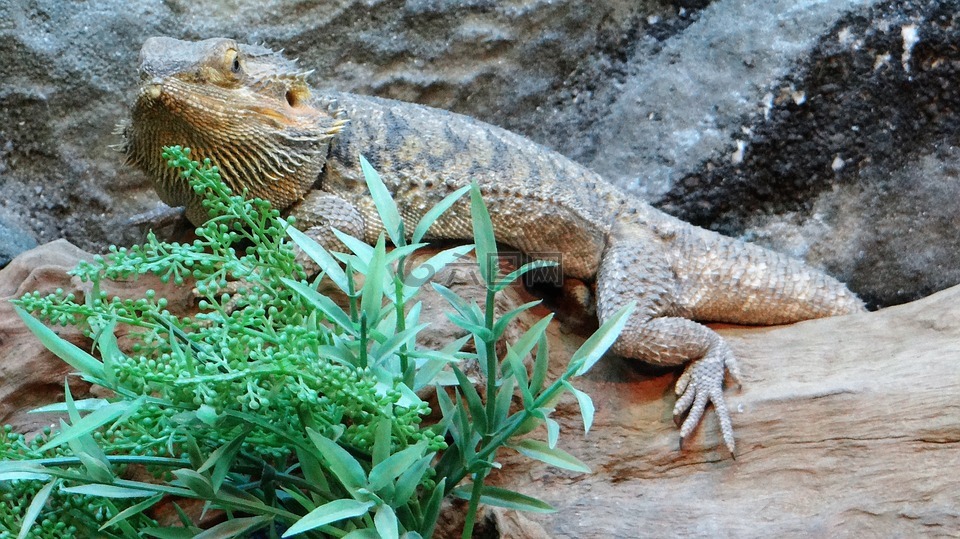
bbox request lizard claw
[672,340,740,455]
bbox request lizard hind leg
[596,231,741,454]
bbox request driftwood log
[1,241,957,537]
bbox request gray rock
[1,0,958,306]
[584,0,883,200]
[0,0,661,253]
[656,0,960,307]
[0,205,38,267]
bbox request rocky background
[2,0,960,536]
[2,0,960,308]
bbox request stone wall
[2,0,959,304]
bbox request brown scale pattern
[125,37,867,455]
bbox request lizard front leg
[285,191,365,268]
[596,225,742,454]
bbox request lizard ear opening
[285,86,309,108]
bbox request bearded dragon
[122,36,866,454]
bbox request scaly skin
[123,37,866,454]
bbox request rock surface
[1,241,957,536]
[0,239,96,434]
[3,0,960,307]
[657,0,960,309]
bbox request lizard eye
[225,49,242,74]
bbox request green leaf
[404,244,474,288]
[450,484,555,514]
[383,241,427,264]
[295,446,330,493]
[0,471,50,481]
[141,528,199,539]
[530,332,550,393]
[170,500,194,528]
[279,485,315,512]
[502,315,553,369]
[491,300,542,341]
[332,229,374,264]
[306,428,366,492]
[452,366,486,435]
[494,259,558,292]
[510,412,543,438]
[17,480,55,539]
[412,185,470,244]
[571,302,635,376]
[93,318,121,386]
[545,417,560,448]
[494,376,516,428]
[469,183,498,287]
[434,383,455,418]
[372,417,392,468]
[61,484,156,498]
[194,515,272,539]
[413,357,459,391]
[283,277,355,333]
[15,306,105,381]
[64,380,81,423]
[563,381,595,434]
[317,344,361,369]
[219,482,271,506]
[368,323,429,368]
[73,450,112,484]
[283,499,375,537]
[507,439,590,473]
[361,154,404,246]
[183,435,204,470]
[392,454,433,507]
[198,428,251,491]
[38,401,133,452]
[446,313,493,342]
[62,382,111,476]
[374,504,400,539]
[360,234,388,325]
[418,478,446,538]
[342,531,380,539]
[505,354,534,409]
[429,282,471,318]
[196,404,219,426]
[170,469,216,498]
[283,222,350,292]
[368,442,427,492]
[0,461,51,481]
[455,397,480,463]
[99,493,164,531]
[30,398,109,414]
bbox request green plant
[2,146,633,538]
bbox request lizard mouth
[141,83,162,102]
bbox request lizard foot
[672,339,742,454]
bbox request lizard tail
[668,225,866,325]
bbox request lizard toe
[672,343,738,454]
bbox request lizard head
[122,37,346,224]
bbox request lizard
[121,36,867,455]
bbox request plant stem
[461,469,488,539]
[483,285,498,431]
